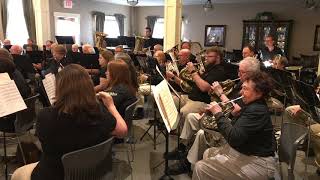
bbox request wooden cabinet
[242,20,293,57]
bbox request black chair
[0,94,39,180]
[124,99,139,161]
[61,137,114,180]
[278,122,308,180]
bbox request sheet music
[0,80,27,118]
[152,80,179,132]
[155,65,180,98]
[0,73,11,82]
[42,73,56,105]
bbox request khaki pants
[192,144,279,180]
[11,162,38,180]
[285,106,320,168]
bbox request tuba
[133,36,147,54]
[95,32,107,51]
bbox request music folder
[0,73,27,118]
[42,73,56,105]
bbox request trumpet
[209,78,240,102]
[200,96,243,131]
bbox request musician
[115,45,124,54]
[43,40,54,59]
[179,47,227,118]
[94,50,114,93]
[272,56,288,70]
[11,64,127,180]
[82,44,96,54]
[242,45,256,58]
[259,35,283,61]
[9,45,35,79]
[144,27,156,49]
[2,39,12,51]
[23,38,38,51]
[154,44,163,52]
[0,48,31,132]
[284,77,320,174]
[42,45,68,76]
[181,41,196,63]
[165,57,261,175]
[71,44,79,52]
[104,60,137,120]
[193,72,278,180]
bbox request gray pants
[192,144,279,180]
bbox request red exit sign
[64,0,73,9]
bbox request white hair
[239,57,260,72]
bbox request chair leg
[16,136,27,165]
[3,132,8,180]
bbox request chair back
[14,94,39,133]
[125,99,139,129]
[61,137,114,180]
[278,123,308,177]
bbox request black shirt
[260,46,283,61]
[216,99,276,157]
[188,63,227,104]
[12,54,35,79]
[31,107,116,180]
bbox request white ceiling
[93,0,293,6]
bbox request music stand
[55,36,75,45]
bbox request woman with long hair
[105,59,137,123]
[94,50,114,92]
[12,64,127,180]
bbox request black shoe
[164,144,186,160]
[167,159,191,175]
[133,108,144,120]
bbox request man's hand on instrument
[206,101,222,115]
[289,105,301,116]
[186,62,196,73]
[166,71,175,80]
[211,81,223,97]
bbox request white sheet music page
[42,73,56,105]
[152,80,179,132]
[0,73,11,82]
[0,80,27,118]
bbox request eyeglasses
[205,55,217,58]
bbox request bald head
[10,45,23,55]
[178,49,191,65]
[153,44,163,52]
[3,39,11,46]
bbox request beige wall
[136,2,320,57]
[49,0,130,45]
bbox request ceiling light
[127,0,138,6]
[203,0,213,12]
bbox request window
[54,12,80,44]
[103,16,120,38]
[152,18,164,39]
[6,0,29,46]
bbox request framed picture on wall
[204,25,226,47]
[314,25,320,51]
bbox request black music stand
[55,36,75,45]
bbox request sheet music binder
[42,73,56,105]
[0,73,27,118]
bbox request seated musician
[0,48,31,133]
[165,57,260,175]
[23,38,38,51]
[259,35,283,61]
[104,60,137,121]
[2,39,12,51]
[153,44,163,52]
[94,50,114,93]
[42,45,69,76]
[115,45,124,54]
[10,45,36,80]
[43,40,54,59]
[242,45,256,58]
[178,47,227,119]
[11,64,127,180]
[181,41,196,63]
[284,76,320,174]
[193,71,278,180]
[71,44,79,53]
[272,56,288,70]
